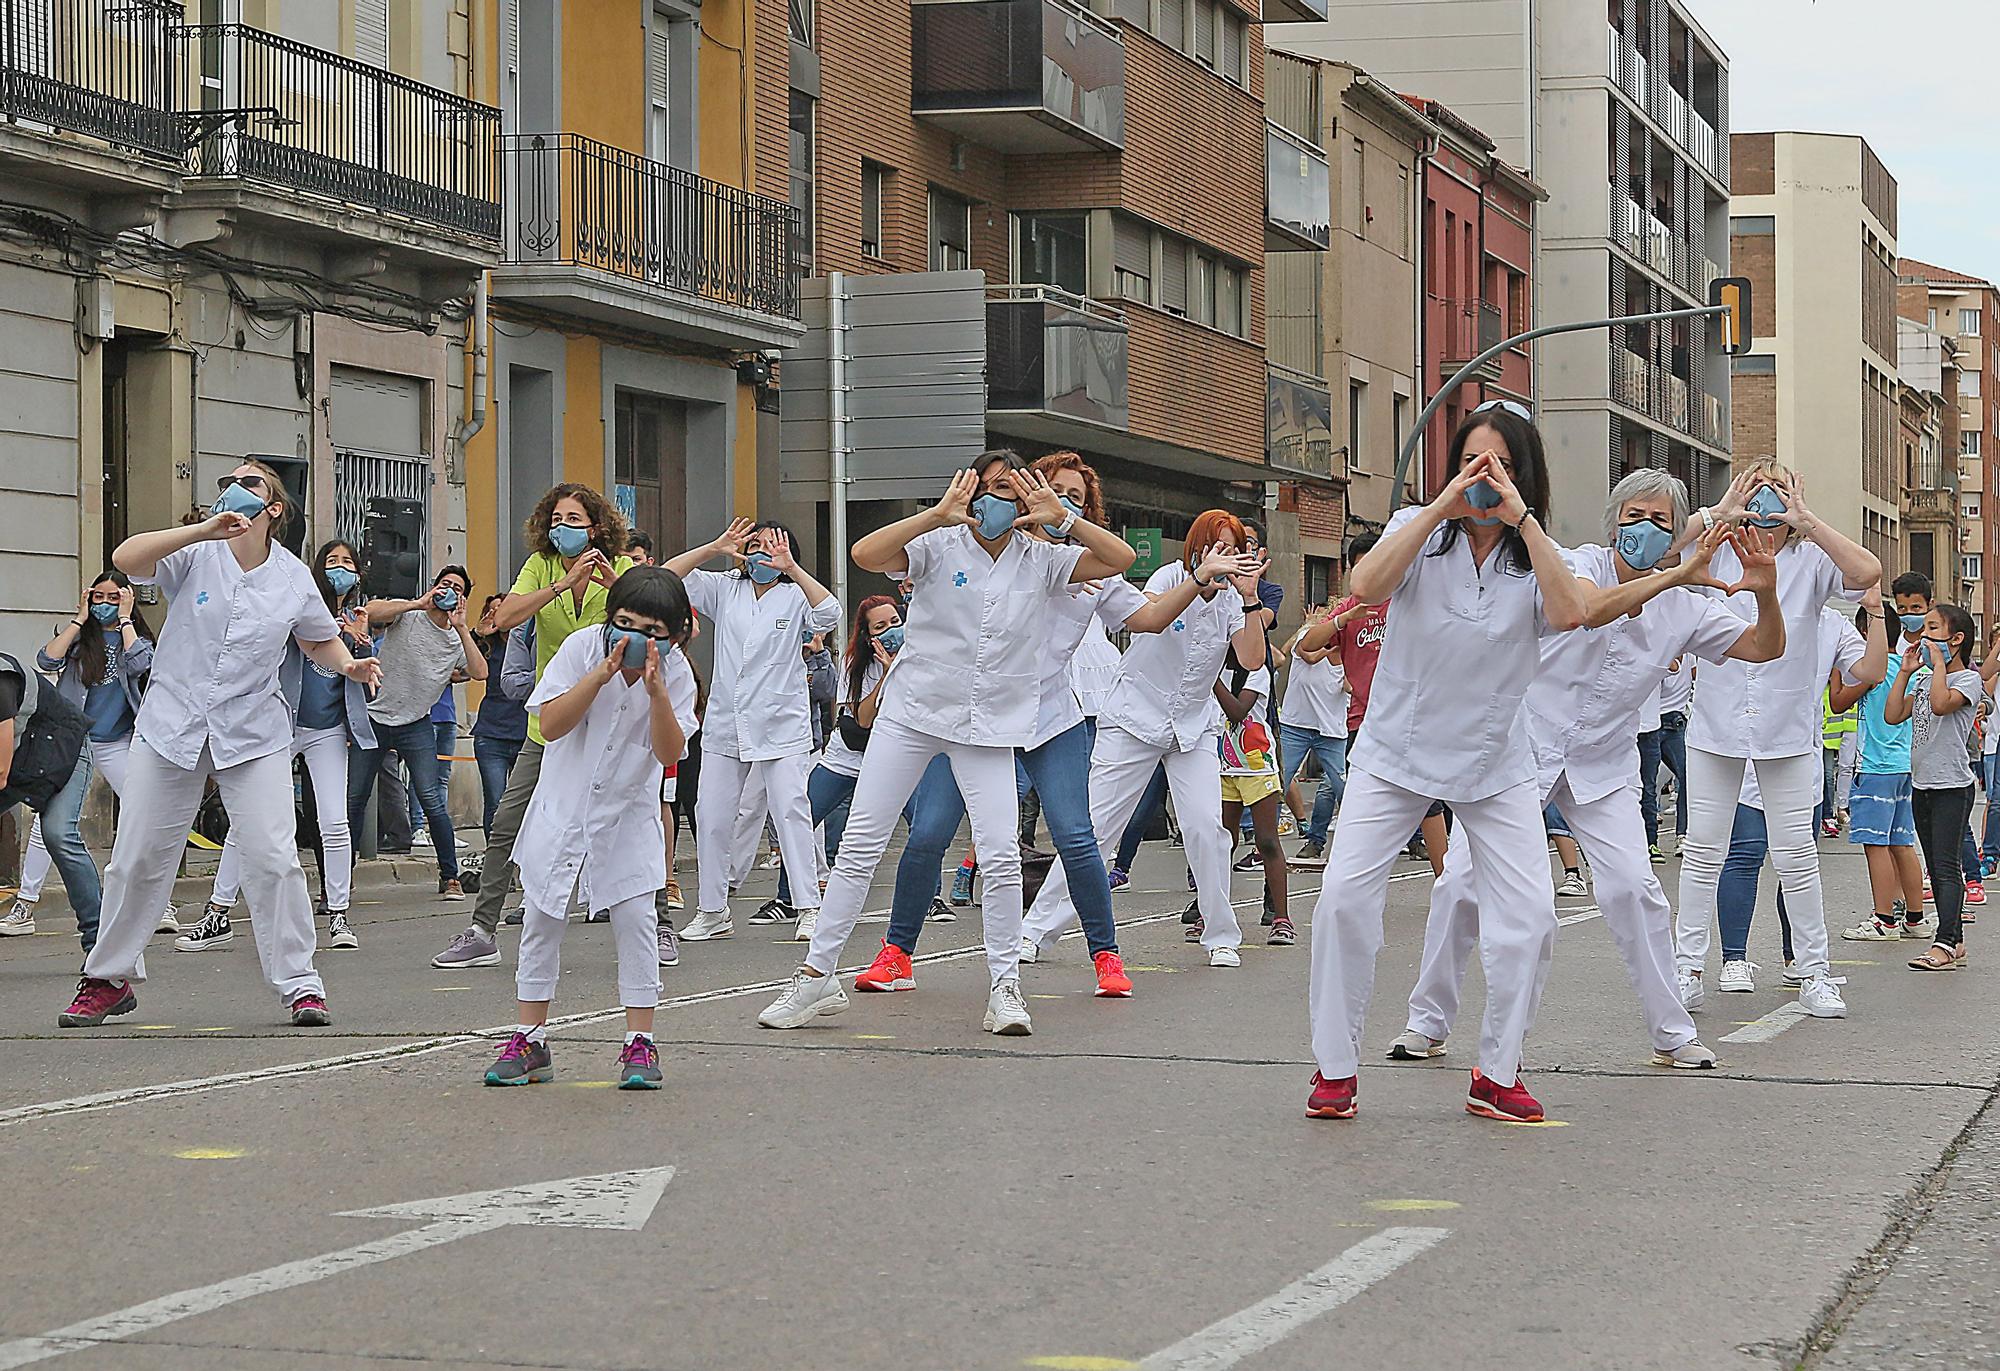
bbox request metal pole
[1389,303,1728,515]
[827,270,850,613]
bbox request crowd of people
[10,406,1995,1115]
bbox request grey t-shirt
[1911,666,1983,790]
[368,612,467,728]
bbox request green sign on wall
[1126,527,1164,580]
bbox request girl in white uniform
[482,567,697,1090]
[757,453,1136,1036]
[176,540,378,953]
[668,521,842,943]
[57,461,382,1030]
[1302,407,1588,1124]
[1672,461,1882,1018]
[1391,471,1787,1075]
[1020,510,1271,966]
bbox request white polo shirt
[1525,543,1748,805]
[1280,653,1348,739]
[517,631,697,913]
[682,570,841,762]
[1741,606,1868,811]
[135,538,340,770]
[879,526,1085,749]
[1346,507,1557,803]
[1068,611,1125,720]
[1031,577,1146,749]
[1099,561,1250,753]
[1688,539,1867,760]
[1657,653,1695,718]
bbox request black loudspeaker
[361,497,425,601]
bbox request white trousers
[805,715,1023,985]
[1405,774,1697,1054]
[516,889,660,1008]
[1309,767,1553,1086]
[695,749,819,914]
[1674,747,1830,979]
[20,733,134,903]
[724,766,830,893]
[211,725,351,912]
[83,739,323,1004]
[1024,722,1241,952]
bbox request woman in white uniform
[1389,470,1786,1075]
[757,452,1136,1037]
[668,520,841,944]
[1303,407,1588,1125]
[1672,461,1882,1018]
[57,460,382,1030]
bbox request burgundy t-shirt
[1332,593,1390,735]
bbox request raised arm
[1928,640,1973,716]
[641,641,689,767]
[492,550,610,631]
[1719,529,1786,664]
[854,471,980,573]
[1581,522,1736,628]
[1007,470,1137,582]
[1850,584,1890,691]
[667,518,753,579]
[114,510,246,579]
[298,632,383,695]
[1121,545,1262,635]
[1777,473,1880,591]
[1481,455,1586,632]
[1350,455,1495,604]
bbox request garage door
[329,366,429,562]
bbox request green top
[509,550,636,746]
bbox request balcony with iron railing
[1266,120,1328,251]
[0,0,181,191]
[986,284,1129,433]
[1264,0,1330,21]
[911,0,1124,153]
[495,132,801,350]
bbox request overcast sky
[1697,0,1998,280]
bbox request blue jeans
[1716,803,1795,964]
[349,719,458,879]
[885,722,1117,957]
[1113,762,1171,873]
[1638,713,1688,846]
[1277,723,1344,845]
[409,720,454,832]
[473,733,524,836]
[7,749,101,952]
[1984,753,2000,875]
[777,765,862,906]
[1962,817,1982,886]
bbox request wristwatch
[1696,506,1715,533]
[1053,509,1080,539]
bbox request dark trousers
[1916,784,1976,947]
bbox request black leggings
[1914,784,1976,947]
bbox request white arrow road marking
[1137,1227,1449,1371]
[0,1168,672,1370]
[1719,1001,1810,1043]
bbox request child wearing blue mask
[1838,572,1934,944]
[1887,604,1982,972]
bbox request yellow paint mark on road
[1120,965,1181,974]
[1366,1198,1461,1212]
[173,1147,247,1160]
[1732,1021,1761,1026]
[1495,1119,1572,1128]
[1029,994,1064,1000]
[1829,960,1875,967]
[133,1024,177,1031]
[1024,1357,1139,1371]
[193,1027,233,1033]
[429,986,472,992]
[851,1034,895,1040]
[560,1081,614,1089]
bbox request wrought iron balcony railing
[501,132,800,323]
[0,0,179,161]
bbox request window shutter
[354,0,390,67]
[1192,0,1215,65]
[504,0,521,77]
[1219,10,1241,83]
[1160,240,1188,314]
[1113,217,1150,274]
[1158,0,1184,50]
[647,23,672,158]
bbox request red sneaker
[1968,880,1987,907]
[1466,1069,1544,1123]
[58,976,137,1028]
[853,941,914,993]
[1306,1071,1357,1120]
[1093,950,1133,998]
[289,993,332,1027]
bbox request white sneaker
[760,849,782,871]
[983,977,1033,1035]
[1798,975,1848,1018]
[1018,936,1040,965]
[1652,1040,1718,1069]
[1555,870,1589,898]
[1207,946,1242,968]
[1677,969,1704,1011]
[757,968,848,1028]
[0,900,35,937]
[679,910,733,941]
[793,907,818,943]
[1782,962,1806,986]
[1386,1029,1447,1060]
[154,906,181,935]
[1717,959,1757,993]
[1840,918,1897,942]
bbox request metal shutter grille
[354,0,390,68]
[1112,216,1151,275]
[1158,0,1184,49]
[1192,0,1215,64]
[1161,240,1188,313]
[1219,9,1241,82]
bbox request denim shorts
[1847,771,1916,847]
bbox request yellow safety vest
[1823,690,1856,749]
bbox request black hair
[1347,532,1380,564]
[736,521,802,580]
[76,569,154,688]
[627,532,656,557]
[311,541,362,615]
[1426,408,1552,576]
[1890,571,1934,601]
[433,564,473,594]
[1935,603,1977,667]
[971,448,1030,516]
[606,566,694,644]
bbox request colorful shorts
[1847,771,1915,847]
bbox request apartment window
[861,160,887,259]
[788,92,815,277]
[1218,7,1247,88]
[1732,215,1775,236]
[1348,379,1364,472]
[1112,216,1152,305]
[1964,493,1982,522]
[1507,270,1529,337]
[1343,137,1364,236]
[1965,554,1983,585]
[1191,0,1216,67]
[1160,240,1189,315]
[1928,308,1938,328]
[1217,264,1245,337]
[928,186,972,272]
[1965,431,1983,458]
[1912,532,1935,588]
[1966,369,1983,400]
[1191,252,1215,326]
[1731,354,1777,375]
[1963,308,1984,336]
[1016,211,1087,295]
[787,0,812,46]
[1305,555,1333,607]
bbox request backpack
[0,652,87,812]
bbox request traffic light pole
[1388,302,1730,517]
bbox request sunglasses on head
[217,474,269,494]
[1472,399,1533,422]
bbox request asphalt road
[1,829,1994,1370]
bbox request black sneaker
[1294,840,1327,866]
[172,905,234,952]
[748,898,797,925]
[1184,911,1205,943]
[1180,896,1202,925]
[928,897,957,924]
[1233,850,1263,872]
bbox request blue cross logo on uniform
[195,592,210,605]
[953,571,969,587]
[1172,618,1186,632]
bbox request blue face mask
[549,524,592,558]
[433,586,460,612]
[324,566,359,597]
[1465,479,1504,527]
[1744,484,1788,528]
[1614,519,1674,572]
[971,492,1018,540]
[1043,495,1083,539]
[90,602,119,625]
[212,481,268,521]
[1899,613,1928,638]
[745,551,783,586]
[877,625,905,655]
[604,624,650,672]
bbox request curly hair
[1030,451,1106,526]
[522,482,629,560]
